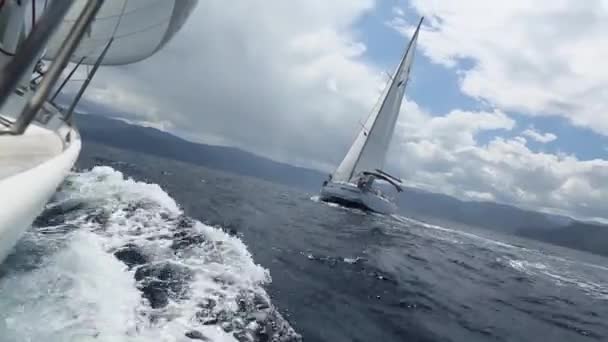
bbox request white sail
[43,0,197,65]
[332,17,422,183]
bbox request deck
[0,116,64,180]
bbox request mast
[347,16,423,180]
[332,17,423,183]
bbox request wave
[392,215,608,301]
[392,215,519,250]
[507,259,608,300]
[0,166,300,342]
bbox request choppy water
[1,144,607,342]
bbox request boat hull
[319,182,397,215]
[0,125,80,263]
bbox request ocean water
[1,143,607,342]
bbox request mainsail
[332,17,423,183]
[43,0,197,65]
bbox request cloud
[77,0,380,172]
[399,108,515,147]
[464,191,495,202]
[391,108,608,221]
[391,0,608,137]
[522,128,557,143]
[76,1,608,221]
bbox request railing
[0,0,105,135]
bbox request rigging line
[31,0,35,30]
[336,64,393,174]
[95,16,172,40]
[69,16,172,60]
[0,45,15,56]
[356,0,404,126]
[66,17,173,67]
[111,0,129,37]
[362,72,392,128]
[0,115,13,127]
[50,55,86,102]
[347,17,423,180]
[356,67,394,135]
[60,0,166,23]
[333,6,401,176]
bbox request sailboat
[320,17,423,215]
[0,0,197,263]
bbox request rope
[31,0,35,30]
[0,45,15,56]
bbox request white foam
[393,215,519,250]
[507,259,547,273]
[343,257,363,264]
[393,215,608,301]
[507,258,608,300]
[310,195,366,214]
[0,232,141,342]
[0,166,298,341]
[58,165,180,213]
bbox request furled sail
[332,17,422,183]
[43,0,197,65]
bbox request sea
[0,142,607,342]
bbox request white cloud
[399,108,515,147]
[390,109,608,220]
[522,128,557,143]
[76,0,608,221]
[112,117,175,132]
[392,6,405,17]
[391,0,608,137]
[78,0,380,171]
[464,191,495,202]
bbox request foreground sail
[320,17,423,214]
[0,0,197,263]
[43,0,198,65]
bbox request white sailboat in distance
[320,17,423,215]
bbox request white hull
[0,0,195,264]
[319,182,397,215]
[0,119,80,263]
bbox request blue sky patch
[356,1,607,162]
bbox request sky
[72,0,608,222]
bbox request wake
[0,166,300,342]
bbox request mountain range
[74,113,608,257]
